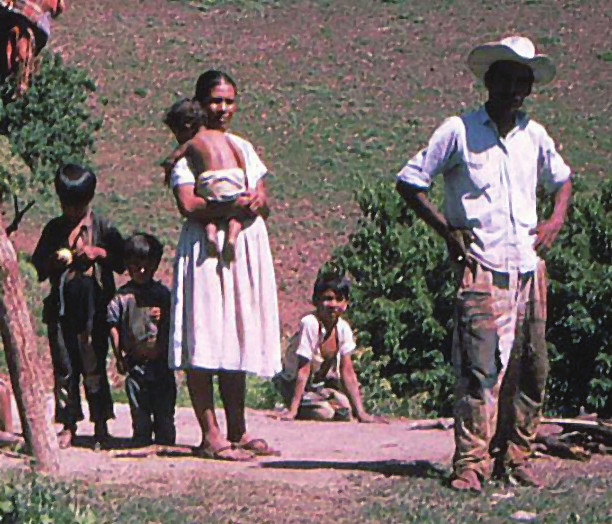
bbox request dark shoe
[94,421,111,451]
[450,469,482,492]
[509,463,545,488]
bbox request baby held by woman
[163,98,247,263]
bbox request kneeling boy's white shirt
[281,314,356,382]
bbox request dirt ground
[3,401,610,495]
[1,401,454,487]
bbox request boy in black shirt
[107,233,176,446]
[32,164,124,449]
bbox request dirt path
[2,402,453,487]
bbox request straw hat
[467,36,556,84]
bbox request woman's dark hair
[194,70,238,103]
[54,163,96,206]
[163,98,206,134]
[124,233,164,270]
[312,274,351,303]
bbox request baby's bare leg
[222,218,243,263]
[205,222,219,257]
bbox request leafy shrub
[322,176,456,416]
[0,473,97,524]
[545,179,612,416]
[323,176,612,417]
[0,50,101,200]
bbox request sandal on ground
[233,438,281,457]
[193,444,255,462]
[450,469,482,493]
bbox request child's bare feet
[205,240,219,258]
[222,241,236,264]
[57,424,76,449]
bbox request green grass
[34,0,608,241]
[1,459,610,523]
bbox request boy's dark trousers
[125,359,176,445]
[47,274,114,426]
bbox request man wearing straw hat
[395,36,572,491]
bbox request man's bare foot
[450,469,482,492]
[509,463,546,488]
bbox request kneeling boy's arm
[340,355,368,419]
[287,360,310,418]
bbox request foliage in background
[545,178,612,416]
[0,51,101,201]
[0,51,100,375]
[323,176,456,416]
[0,473,96,524]
[324,176,612,417]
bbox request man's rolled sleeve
[396,117,460,189]
[539,130,571,194]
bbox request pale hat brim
[467,43,556,85]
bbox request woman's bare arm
[174,184,252,222]
[236,178,270,219]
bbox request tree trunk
[0,219,59,473]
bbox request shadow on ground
[260,459,447,478]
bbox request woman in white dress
[169,70,281,460]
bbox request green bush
[0,50,101,200]
[324,176,612,417]
[545,179,612,416]
[0,473,97,524]
[323,176,456,416]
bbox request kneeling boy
[275,275,375,422]
[107,233,176,446]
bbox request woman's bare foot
[232,434,280,456]
[194,437,254,461]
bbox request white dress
[169,133,282,377]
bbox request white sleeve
[396,117,461,189]
[170,157,196,189]
[538,128,571,194]
[294,316,319,361]
[338,320,357,356]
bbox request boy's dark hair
[163,98,205,136]
[54,163,96,206]
[312,274,350,303]
[124,233,164,270]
